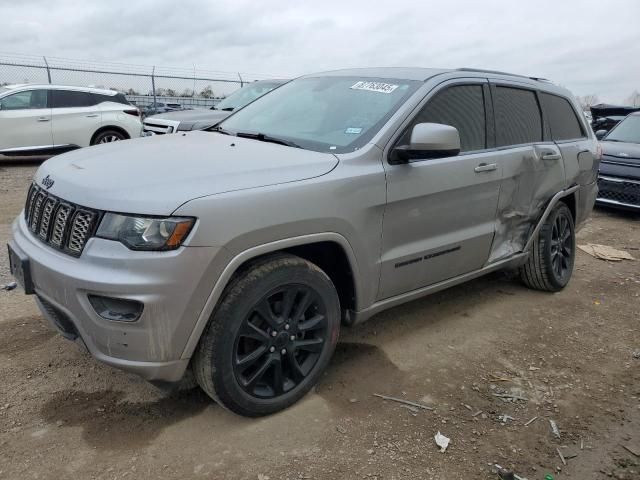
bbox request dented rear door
[488,82,566,262]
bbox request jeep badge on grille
[41,175,55,190]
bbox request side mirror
[390,123,461,164]
[595,129,607,140]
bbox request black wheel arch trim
[180,233,361,361]
[524,185,579,253]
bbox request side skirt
[346,252,529,325]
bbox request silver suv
[8,68,599,416]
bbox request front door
[379,81,501,300]
[0,89,52,151]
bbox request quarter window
[401,85,486,152]
[51,90,94,108]
[540,93,585,140]
[0,90,48,110]
[494,87,542,146]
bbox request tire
[520,202,575,292]
[91,130,126,145]
[193,254,341,417]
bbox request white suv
[0,84,142,156]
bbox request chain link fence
[0,52,280,109]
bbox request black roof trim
[457,68,549,82]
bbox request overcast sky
[1,0,639,102]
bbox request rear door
[0,89,52,151]
[50,90,102,147]
[487,83,566,262]
[379,80,502,299]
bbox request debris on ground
[622,444,640,457]
[633,351,640,360]
[498,414,514,424]
[335,425,347,434]
[2,281,17,291]
[434,431,450,453]
[556,447,567,465]
[578,243,635,262]
[524,416,539,426]
[549,419,561,439]
[493,393,528,402]
[494,464,528,480]
[373,393,433,410]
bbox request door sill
[347,252,529,325]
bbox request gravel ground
[1,156,639,480]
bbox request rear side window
[494,87,542,146]
[51,90,94,108]
[93,93,130,105]
[540,93,585,140]
[402,84,486,152]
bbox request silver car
[142,79,287,135]
[8,67,599,416]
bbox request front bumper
[142,118,181,136]
[10,214,221,382]
[596,175,640,211]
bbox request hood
[600,141,640,162]
[147,109,230,123]
[35,132,338,215]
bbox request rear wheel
[91,130,126,145]
[520,202,575,292]
[193,254,340,417]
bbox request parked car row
[9,67,601,416]
[590,104,640,134]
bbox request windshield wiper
[209,125,232,135]
[236,132,302,149]
[220,107,235,111]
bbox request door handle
[474,163,497,173]
[85,114,99,118]
[37,117,50,122]
[541,152,562,161]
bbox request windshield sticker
[345,127,363,134]
[350,81,399,94]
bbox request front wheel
[520,202,575,292]
[193,254,340,417]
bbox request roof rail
[457,68,549,82]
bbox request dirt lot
[1,157,639,480]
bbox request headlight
[96,213,195,251]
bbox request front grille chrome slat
[23,183,100,256]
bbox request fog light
[88,295,143,322]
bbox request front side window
[0,90,48,110]
[398,84,486,152]
[51,90,94,108]
[219,76,421,154]
[495,86,542,147]
[540,93,584,141]
[605,115,640,144]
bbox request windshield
[218,76,420,153]
[605,115,640,143]
[216,81,282,111]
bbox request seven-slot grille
[24,183,101,256]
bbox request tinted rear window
[51,90,94,108]
[540,93,585,140]
[494,87,542,146]
[93,93,130,105]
